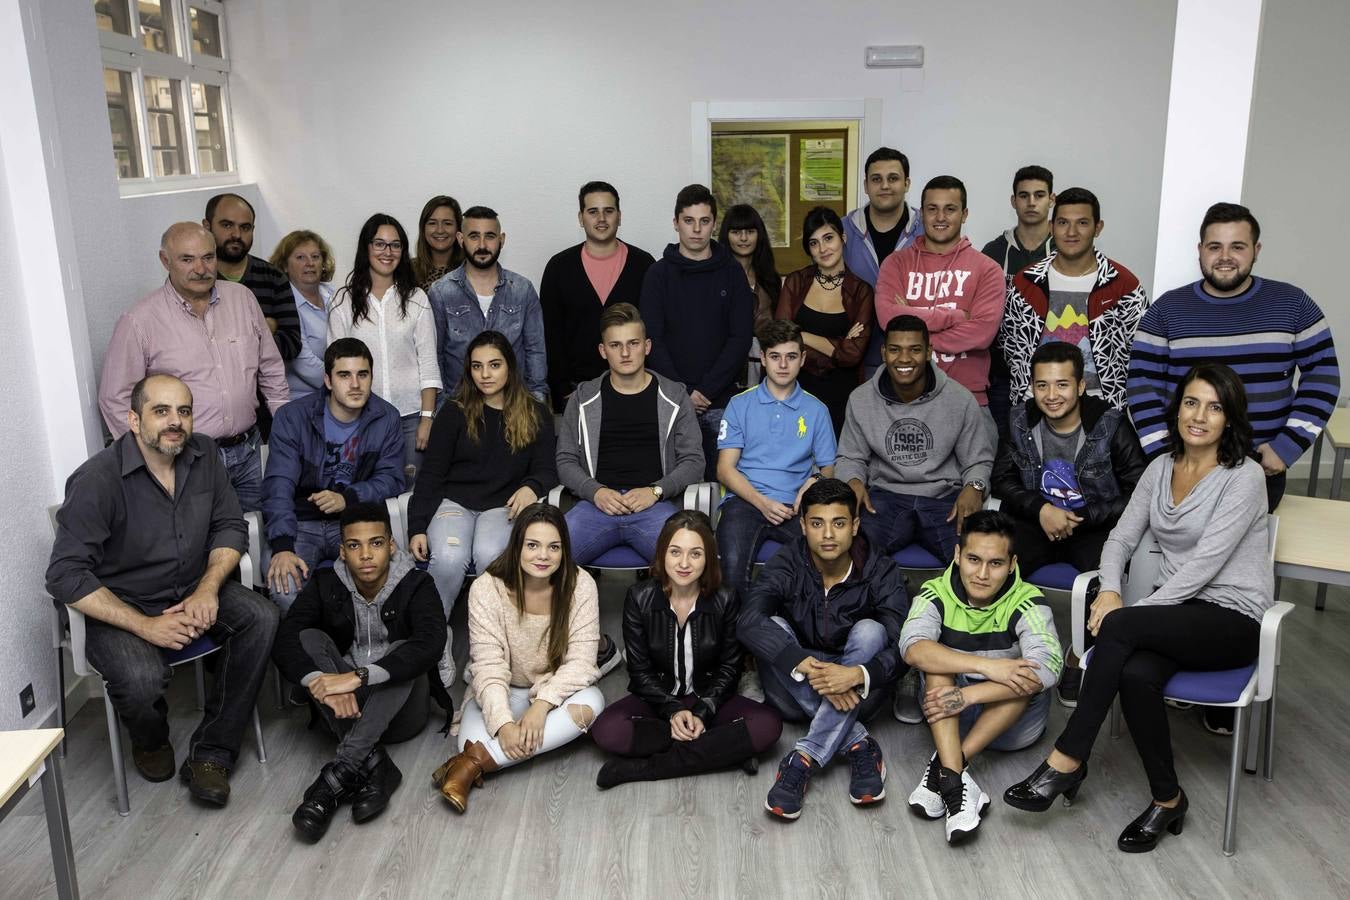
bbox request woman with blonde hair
[270,229,337,401]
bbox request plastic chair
[47,506,267,817]
[1075,516,1290,855]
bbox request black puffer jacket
[622,579,741,724]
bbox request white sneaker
[907,752,944,820]
[437,626,457,691]
[738,666,765,703]
[943,769,991,844]
[893,670,924,724]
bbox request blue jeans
[265,519,342,613]
[218,428,262,513]
[862,488,959,562]
[920,672,1051,752]
[399,413,422,480]
[697,407,724,482]
[715,495,800,596]
[83,580,279,768]
[757,616,890,765]
[424,500,513,615]
[565,497,678,565]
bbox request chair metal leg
[1307,432,1323,496]
[55,649,67,760]
[195,659,206,710]
[1222,704,1249,856]
[274,664,286,710]
[1243,702,1262,774]
[103,685,130,817]
[1263,670,1279,782]
[252,706,266,763]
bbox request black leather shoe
[1117,790,1188,853]
[132,743,175,782]
[1003,760,1089,812]
[179,759,231,807]
[350,747,402,824]
[293,761,364,842]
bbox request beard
[142,426,187,457]
[466,247,502,270]
[1201,261,1252,293]
[217,238,249,264]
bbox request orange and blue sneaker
[765,750,813,820]
[845,735,887,805]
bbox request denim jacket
[992,395,1148,530]
[427,264,547,400]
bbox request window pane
[104,68,143,179]
[137,0,176,55]
[191,83,230,173]
[189,7,222,57]
[143,76,187,176]
[95,0,132,35]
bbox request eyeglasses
[370,239,403,252]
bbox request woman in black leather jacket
[592,510,782,788]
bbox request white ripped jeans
[458,685,607,769]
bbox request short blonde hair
[269,229,336,282]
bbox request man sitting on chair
[46,374,279,807]
[900,509,1062,844]
[274,502,447,841]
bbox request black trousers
[1012,517,1111,577]
[1054,600,1259,801]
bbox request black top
[867,206,908,262]
[231,254,301,360]
[539,242,656,411]
[595,376,662,490]
[46,433,249,614]
[407,400,558,536]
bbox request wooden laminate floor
[4,574,1349,899]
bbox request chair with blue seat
[982,497,1086,593]
[47,506,267,817]
[1072,515,1291,855]
[547,483,719,573]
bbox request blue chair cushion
[756,540,784,564]
[1026,563,1080,591]
[165,633,219,667]
[892,545,943,568]
[1164,665,1257,705]
[591,545,648,569]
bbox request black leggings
[1055,600,1260,800]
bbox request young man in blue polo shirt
[716,319,837,595]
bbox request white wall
[225,0,1176,295]
[1245,0,1350,405]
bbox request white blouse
[328,284,442,416]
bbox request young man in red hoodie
[874,176,1006,409]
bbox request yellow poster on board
[801,138,845,202]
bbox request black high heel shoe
[1003,760,1089,811]
[1117,790,1188,853]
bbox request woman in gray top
[1003,363,1272,853]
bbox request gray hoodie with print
[834,363,995,499]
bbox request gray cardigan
[1098,455,1273,622]
[556,370,704,502]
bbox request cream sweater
[467,569,600,736]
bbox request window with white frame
[94,0,235,189]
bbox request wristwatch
[965,479,987,495]
[419,410,434,419]
[354,666,369,686]
[650,484,664,500]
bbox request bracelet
[419,410,434,419]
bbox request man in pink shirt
[99,222,289,511]
[875,176,1006,408]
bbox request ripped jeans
[423,500,513,616]
[457,685,606,769]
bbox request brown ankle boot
[437,740,497,813]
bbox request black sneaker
[765,751,813,820]
[597,634,625,678]
[844,736,887,805]
[1057,666,1082,709]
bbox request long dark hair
[455,330,541,451]
[1164,363,1255,468]
[342,213,417,324]
[485,504,578,672]
[650,510,722,597]
[412,194,464,284]
[720,204,781,301]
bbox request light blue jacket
[427,264,547,400]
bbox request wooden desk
[0,728,78,899]
[1306,407,1350,500]
[1274,494,1350,611]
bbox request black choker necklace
[814,270,844,290]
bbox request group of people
[46,149,1340,854]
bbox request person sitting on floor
[737,477,909,821]
[432,504,606,813]
[591,510,783,788]
[274,502,447,842]
[900,509,1062,844]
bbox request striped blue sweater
[1127,278,1340,464]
